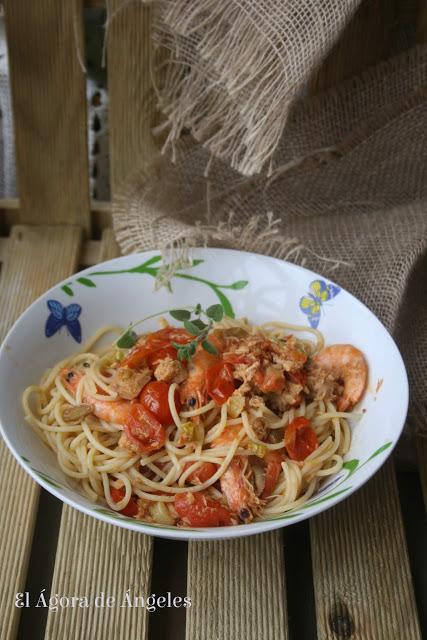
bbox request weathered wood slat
[186,532,288,640]
[4,1,90,229]
[310,461,421,640]
[44,229,152,640]
[416,437,427,510]
[0,225,82,640]
[107,0,159,190]
[44,509,153,640]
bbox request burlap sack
[149,0,362,175]
[113,45,427,453]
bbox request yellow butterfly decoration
[299,280,341,328]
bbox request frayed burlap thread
[113,45,427,443]
[149,0,361,175]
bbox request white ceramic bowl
[0,249,408,540]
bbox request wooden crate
[0,2,426,640]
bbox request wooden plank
[310,0,419,92]
[310,461,421,640]
[45,230,153,640]
[0,225,82,640]
[0,199,112,239]
[186,532,288,640]
[44,509,153,640]
[416,436,427,510]
[107,0,159,190]
[4,1,90,229]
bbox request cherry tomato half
[139,380,181,426]
[174,491,236,527]
[284,417,318,461]
[183,461,218,485]
[110,485,138,517]
[205,361,235,405]
[122,327,192,369]
[124,403,166,453]
[261,450,285,499]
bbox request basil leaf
[116,330,138,349]
[184,320,201,336]
[202,340,218,355]
[170,309,191,321]
[206,304,224,322]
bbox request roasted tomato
[110,485,138,517]
[122,327,192,369]
[262,450,285,498]
[124,403,166,453]
[205,361,235,404]
[183,461,218,484]
[284,417,318,461]
[174,491,236,527]
[139,380,181,426]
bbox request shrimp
[220,458,261,523]
[60,368,131,423]
[59,368,165,453]
[179,348,217,408]
[179,332,226,408]
[310,344,368,411]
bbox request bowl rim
[0,247,409,540]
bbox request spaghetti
[23,317,367,527]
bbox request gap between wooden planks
[0,225,82,640]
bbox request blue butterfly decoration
[45,300,82,343]
[299,280,341,329]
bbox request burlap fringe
[150,0,360,176]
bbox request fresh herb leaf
[195,304,202,315]
[170,309,191,321]
[206,304,224,322]
[201,340,218,355]
[116,330,138,349]
[192,318,207,331]
[184,320,202,336]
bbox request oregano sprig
[170,303,224,361]
[115,303,224,360]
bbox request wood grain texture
[99,227,121,261]
[310,0,420,92]
[44,508,153,640]
[186,532,287,640]
[107,0,160,191]
[44,229,154,640]
[0,225,82,640]
[416,436,427,510]
[4,1,90,229]
[310,461,421,640]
